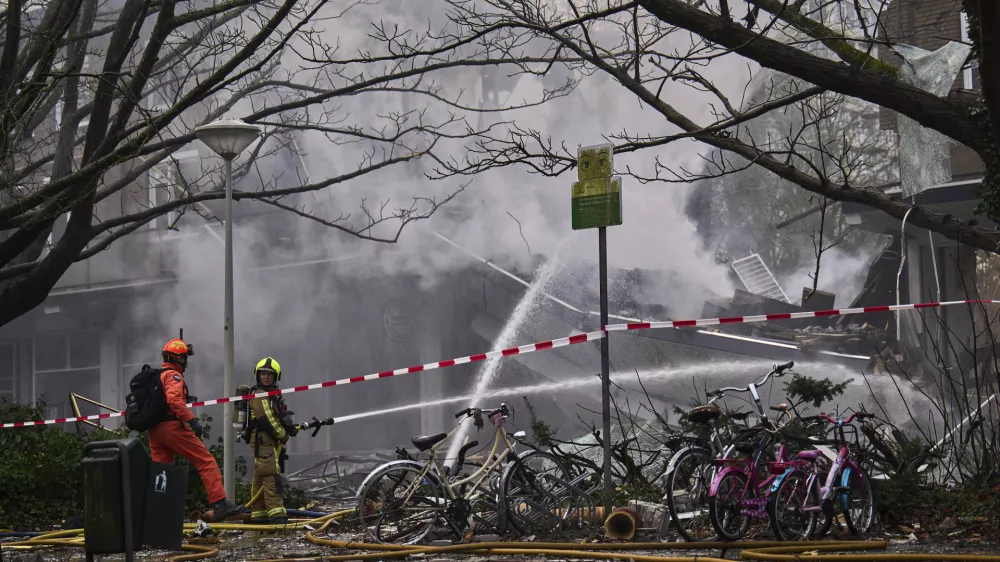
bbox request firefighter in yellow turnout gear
[245,357,295,524]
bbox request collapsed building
[0,0,992,486]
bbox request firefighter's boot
[207,498,244,521]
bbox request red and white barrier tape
[602,299,997,332]
[0,330,607,429]
[3,298,996,429]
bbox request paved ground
[5,531,1000,561]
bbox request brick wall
[875,0,984,178]
[876,0,963,132]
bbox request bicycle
[767,411,877,541]
[497,446,584,535]
[703,362,799,541]
[660,389,753,541]
[354,403,527,544]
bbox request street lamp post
[194,119,261,502]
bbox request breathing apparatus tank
[233,384,251,433]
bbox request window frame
[960,12,980,90]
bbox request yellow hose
[10,514,999,562]
[0,509,355,559]
[272,531,1000,562]
[740,542,1000,561]
[285,519,874,562]
[27,528,89,540]
[245,485,265,508]
[170,543,220,561]
[268,537,854,562]
[2,536,217,562]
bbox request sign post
[572,143,621,516]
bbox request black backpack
[124,365,168,432]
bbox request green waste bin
[142,462,188,550]
[82,438,148,558]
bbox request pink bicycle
[766,412,876,540]
[704,364,797,541]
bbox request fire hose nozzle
[299,416,334,437]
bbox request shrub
[874,477,1000,536]
[0,400,304,529]
[0,401,114,529]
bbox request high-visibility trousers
[250,440,286,521]
[149,420,226,505]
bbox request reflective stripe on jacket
[250,396,286,441]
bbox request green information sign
[571,176,622,230]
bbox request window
[961,12,981,90]
[120,327,163,391]
[32,332,101,419]
[34,333,69,372]
[148,150,200,231]
[34,331,99,372]
[121,327,161,368]
[0,343,15,404]
[148,165,171,229]
[69,331,101,370]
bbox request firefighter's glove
[282,411,299,437]
[189,418,204,439]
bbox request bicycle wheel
[841,464,875,535]
[356,462,449,544]
[469,470,504,535]
[499,449,572,535]
[664,448,717,542]
[708,470,752,541]
[767,468,818,541]
[809,470,833,539]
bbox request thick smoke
[783,245,887,307]
[118,1,912,461]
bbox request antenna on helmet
[179,328,184,340]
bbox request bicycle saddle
[411,432,448,452]
[730,411,752,421]
[687,404,721,425]
[795,450,822,462]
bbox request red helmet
[162,338,194,369]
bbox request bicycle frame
[393,409,518,514]
[663,395,730,477]
[769,412,868,518]
[710,434,790,519]
[664,364,782,477]
[705,363,796,519]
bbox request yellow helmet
[254,357,281,386]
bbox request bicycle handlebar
[710,361,795,396]
[454,404,510,419]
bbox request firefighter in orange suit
[147,338,242,521]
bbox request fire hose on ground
[7,509,1000,562]
[0,509,354,561]
[266,514,1000,562]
